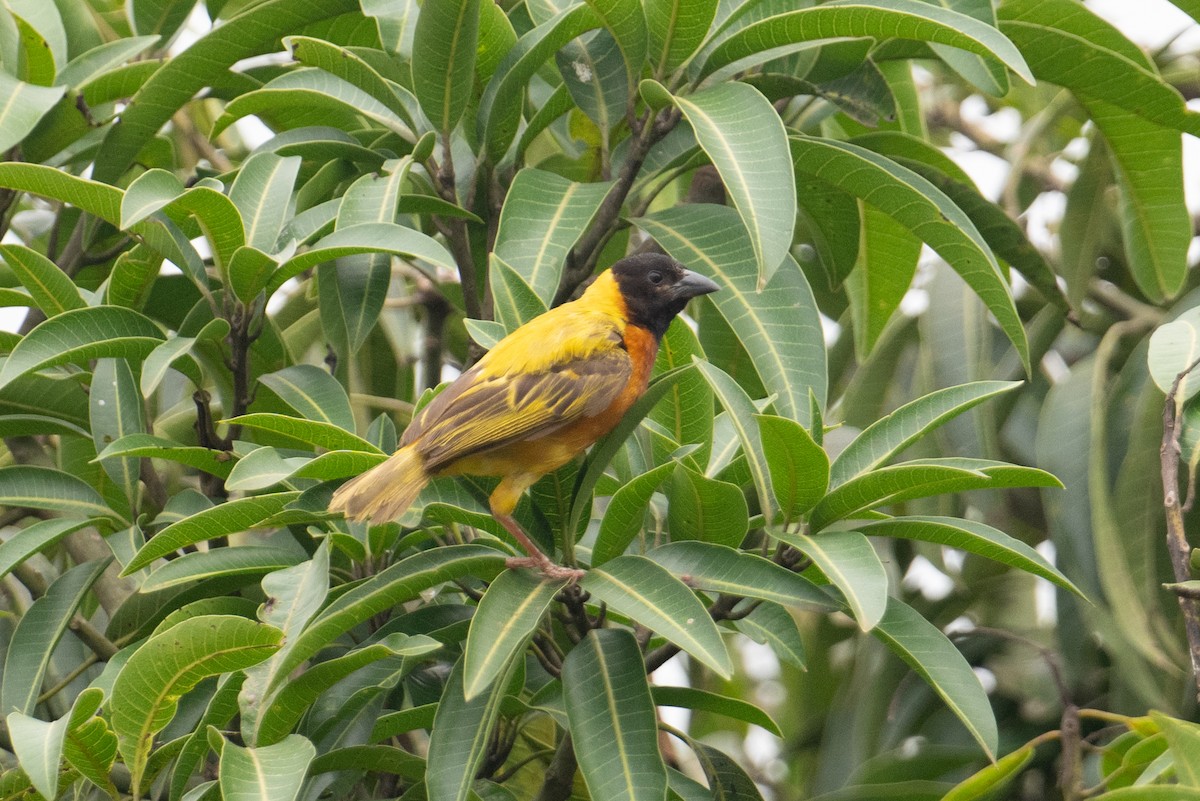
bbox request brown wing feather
[405,345,632,473]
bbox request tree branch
[1160,355,1200,702]
[552,107,681,307]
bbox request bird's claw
[505,556,585,583]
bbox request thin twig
[1160,354,1200,702]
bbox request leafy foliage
[0,0,1198,799]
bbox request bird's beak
[673,270,720,299]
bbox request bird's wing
[405,327,633,473]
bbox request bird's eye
[648,271,664,285]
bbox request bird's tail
[329,446,430,522]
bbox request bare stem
[1160,355,1200,702]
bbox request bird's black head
[610,253,720,339]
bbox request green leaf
[636,204,826,425]
[791,136,1029,372]
[941,744,1035,801]
[412,0,479,132]
[259,364,355,431]
[669,83,794,286]
[585,0,647,93]
[652,685,781,737]
[0,517,96,580]
[0,71,65,152]
[122,492,301,574]
[464,570,565,701]
[693,360,775,524]
[229,152,302,253]
[478,4,601,160]
[814,462,1024,531]
[111,615,283,796]
[998,0,1199,134]
[90,358,146,508]
[140,318,230,396]
[131,0,194,39]
[490,254,550,335]
[703,0,1033,84]
[694,742,764,801]
[581,555,732,677]
[858,515,1082,596]
[427,655,516,801]
[278,545,506,680]
[732,600,807,669]
[829,381,1021,487]
[256,633,440,745]
[120,168,185,229]
[567,365,694,541]
[285,37,418,131]
[240,543,329,745]
[224,413,383,454]
[0,306,165,391]
[997,5,1190,302]
[755,414,827,521]
[846,202,921,357]
[593,462,675,565]
[96,434,235,479]
[141,547,304,592]
[645,0,715,75]
[54,35,160,88]
[667,462,747,546]
[493,168,611,306]
[645,541,833,610]
[1151,711,1200,787]
[0,465,122,522]
[63,694,119,797]
[6,712,69,801]
[218,735,315,801]
[873,598,997,757]
[563,629,668,801]
[0,244,83,316]
[772,529,886,630]
[92,0,359,183]
[1,559,109,716]
[1149,309,1200,401]
[267,222,456,295]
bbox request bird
[329,253,719,579]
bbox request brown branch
[533,734,578,801]
[1161,354,1200,702]
[552,107,681,307]
[417,282,451,391]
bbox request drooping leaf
[412,0,480,133]
[790,136,1029,372]
[0,71,65,152]
[217,735,315,801]
[669,82,795,286]
[426,655,516,801]
[464,570,565,700]
[771,529,887,631]
[829,381,1021,487]
[122,492,302,574]
[563,629,668,801]
[0,306,165,391]
[703,0,1033,84]
[858,516,1082,596]
[637,204,827,425]
[1,559,109,716]
[645,541,833,611]
[492,168,611,306]
[0,244,84,316]
[581,555,733,677]
[110,616,283,795]
[871,598,998,758]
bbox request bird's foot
[505,555,585,583]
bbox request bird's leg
[494,513,585,582]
